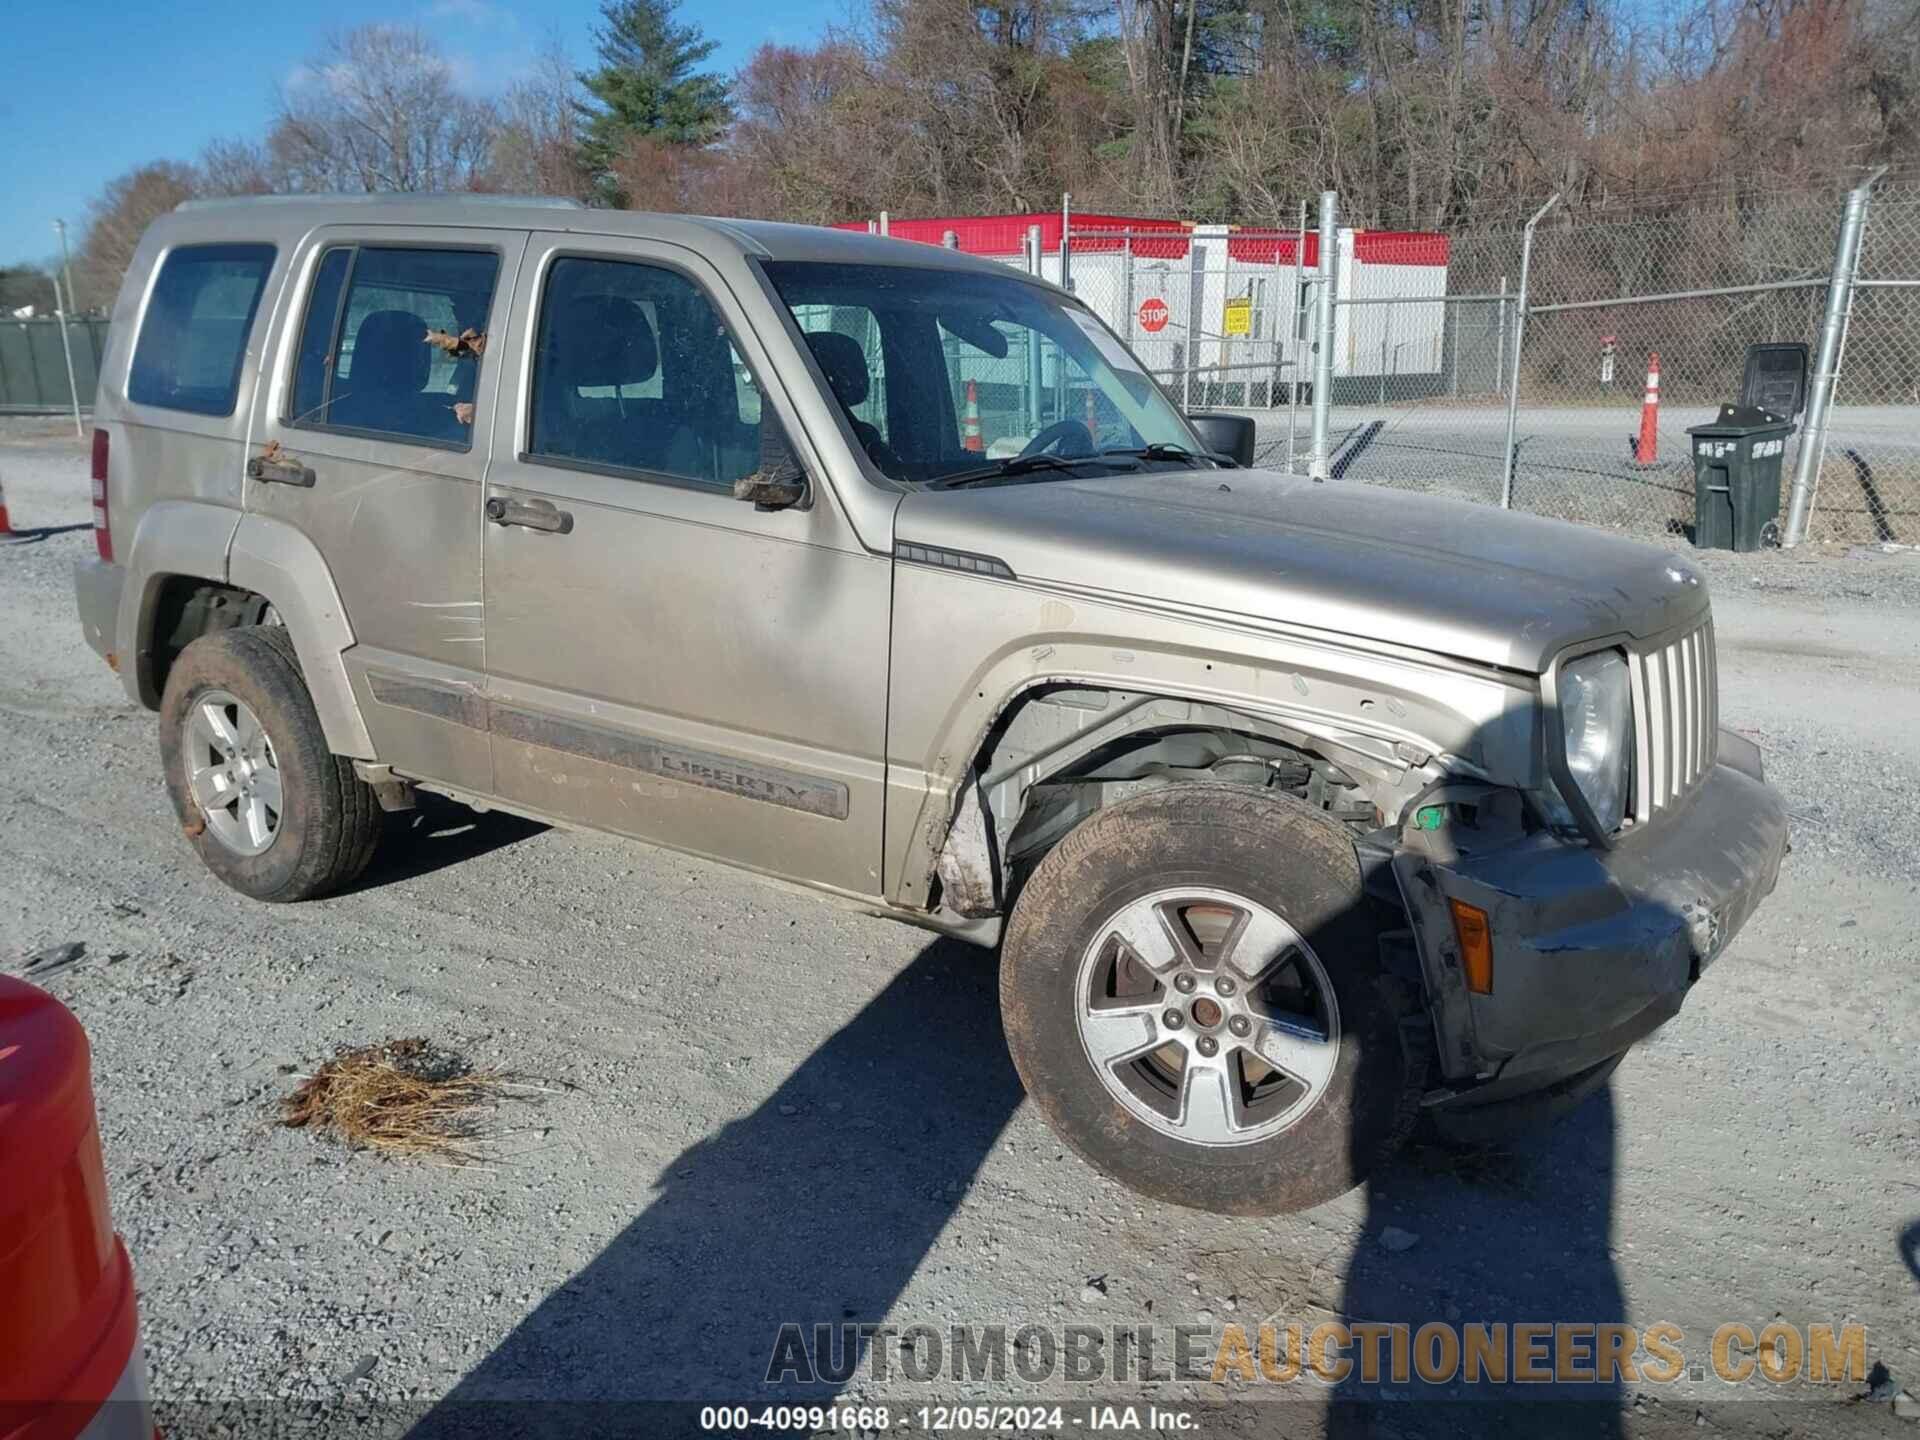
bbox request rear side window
[527,256,765,491]
[289,246,500,447]
[128,244,275,416]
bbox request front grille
[1633,616,1718,818]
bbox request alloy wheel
[1073,885,1341,1147]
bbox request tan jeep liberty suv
[72,196,1787,1213]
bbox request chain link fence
[1811,181,1920,543]
[1068,174,1920,548]
[1505,189,1842,535]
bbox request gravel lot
[2,420,1916,1438]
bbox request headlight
[1551,649,1633,832]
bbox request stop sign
[1137,297,1169,333]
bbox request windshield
[761,260,1202,486]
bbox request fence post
[55,221,79,329]
[1499,194,1560,510]
[1378,303,1391,405]
[1495,276,1507,398]
[1287,199,1306,470]
[1060,192,1072,292]
[51,274,83,440]
[1308,191,1338,481]
[1449,297,1461,398]
[1026,225,1045,433]
[1186,239,1207,410]
[1783,167,1886,547]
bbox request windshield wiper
[1100,442,1207,467]
[933,452,1126,489]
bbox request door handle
[246,453,316,487]
[485,496,574,534]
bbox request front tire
[159,627,382,902]
[1000,783,1425,1214]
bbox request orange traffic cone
[962,380,984,453]
[1632,352,1661,465]
[0,475,12,539]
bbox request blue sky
[0,0,849,269]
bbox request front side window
[761,261,1201,486]
[527,256,764,491]
[128,244,276,416]
[290,246,499,446]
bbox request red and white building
[834,212,1453,405]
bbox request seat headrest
[348,310,430,395]
[805,330,871,408]
[545,295,659,391]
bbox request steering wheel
[1018,418,1096,460]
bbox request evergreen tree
[577,0,733,203]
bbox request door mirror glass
[733,423,808,510]
[1187,411,1257,468]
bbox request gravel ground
[2,425,1916,1439]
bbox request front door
[478,234,891,897]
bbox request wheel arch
[116,500,240,710]
[120,503,375,760]
[225,515,375,759]
[919,674,1459,922]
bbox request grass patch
[280,1038,519,1164]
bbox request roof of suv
[167,195,1022,276]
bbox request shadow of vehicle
[348,795,548,893]
[1,522,92,546]
[1327,1087,1626,1438]
[407,936,1022,1438]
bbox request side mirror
[733,425,809,511]
[1186,412,1257,468]
[733,473,806,510]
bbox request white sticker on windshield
[1067,309,1145,375]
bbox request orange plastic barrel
[0,977,153,1440]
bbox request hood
[894,469,1709,672]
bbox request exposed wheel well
[933,684,1389,920]
[142,577,273,708]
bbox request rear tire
[159,627,382,902]
[1000,783,1425,1214]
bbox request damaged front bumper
[1386,730,1788,1132]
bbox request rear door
[477,232,891,895]
[245,226,528,793]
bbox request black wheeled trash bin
[1686,404,1795,551]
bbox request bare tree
[270,26,498,193]
[733,43,891,221]
[197,137,281,197]
[484,40,590,198]
[54,0,1920,298]
[75,162,199,310]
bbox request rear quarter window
[127,244,276,416]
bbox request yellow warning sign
[1223,296,1253,336]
